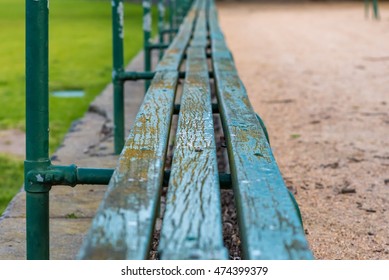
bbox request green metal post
[168,0,173,43]
[176,0,183,26]
[168,0,174,43]
[176,0,190,25]
[182,0,190,22]
[365,0,380,19]
[112,0,125,154]
[158,0,166,60]
[143,0,152,92]
[183,0,189,16]
[25,0,51,260]
[373,0,380,19]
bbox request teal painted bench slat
[209,3,314,260]
[78,0,313,260]
[77,1,199,259]
[158,6,228,259]
[77,71,179,259]
[155,3,197,72]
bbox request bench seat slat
[209,5,313,260]
[78,71,178,259]
[76,0,314,260]
[155,2,198,72]
[190,3,207,48]
[158,45,228,259]
[214,72,313,260]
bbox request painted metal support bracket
[146,43,170,50]
[160,28,179,35]
[26,164,114,189]
[117,70,214,81]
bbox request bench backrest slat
[209,4,314,260]
[158,4,228,259]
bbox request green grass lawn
[0,0,157,214]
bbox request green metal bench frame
[24,0,190,260]
[24,0,313,260]
[365,0,380,19]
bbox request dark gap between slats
[149,68,182,259]
[210,76,242,260]
[149,29,242,261]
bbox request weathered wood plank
[209,3,313,260]
[78,71,178,259]
[214,68,313,260]
[155,0,199,72]
[158,46,228,260]
[208,5,235,68]
[208,6,225,42]
[190,1,207,48]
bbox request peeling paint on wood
[78,0,313,260]
[158,22,228,259]
[209,2,313,260]
[78,72,179,259]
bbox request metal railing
[365,0,380,19]
[24,0,193,260]
[112,0,193,153]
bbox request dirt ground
[217,1,389,259]
[0,129,25,158]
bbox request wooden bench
[77,0,313,260]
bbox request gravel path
[217,1,389,259]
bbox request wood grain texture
[158,36,228,259]
[78,0,313,260]
[77,1,204,260]
[209,2,314,260]
[78,71,178,259]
